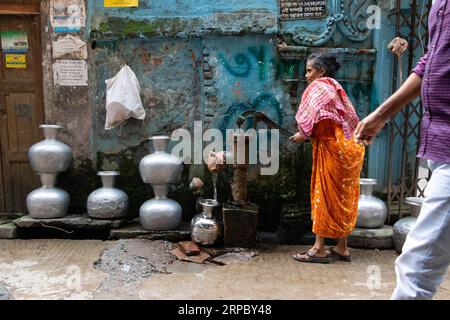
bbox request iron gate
[387,0,433,222]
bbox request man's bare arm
[354,73,422,145]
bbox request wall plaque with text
[280,0,327,20]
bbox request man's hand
[354,72,422,146]
[289,132,306,144]
[354,112,388,146]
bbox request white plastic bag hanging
[105,64,146,130]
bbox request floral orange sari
[295,77,365,238]
[310,119,365,238]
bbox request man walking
[354,0,450,299]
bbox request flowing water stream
[212,173,218,201]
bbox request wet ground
[0,239,449,300]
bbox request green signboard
[1,31,29,53]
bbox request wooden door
[0,12,44,213]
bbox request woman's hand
[289,132,306,144]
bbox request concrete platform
[0,239,449,300]
[13,214,126,230]
[348,226,394,249]
[0,223,17,239]
[110,221,191,241]
[0,214,22,239]
[0,213,25,222]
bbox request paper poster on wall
[5,54,27,68]
[50,0,86,33]
[53,60,88,86]
[104,0,139,7]
[53,35,87,59]
[1,31,28,53]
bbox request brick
[178,241,200,256]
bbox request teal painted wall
[80,0,398,224]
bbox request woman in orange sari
[290,53,365,263]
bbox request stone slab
[222,203,258,248]
[110,221,191,242]
[348,225,394,249]
[0,212,25,218]
[0,213,25,226]
[0,223,18,239]
[13,214,126,229]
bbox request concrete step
[0,223,17,239]
[13,214,126,230]
[110,220,191,242]
[348,225,394,249]
[0,213,23,239]
[11,214,126,239]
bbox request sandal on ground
[327,247,352,262]
[292,250,331,264]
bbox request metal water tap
[236,109,294,136]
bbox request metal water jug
[87,171,129,219]
[139,136,183,230]
[26,173,69,219]
[27,124,72,218]
[393,197,423,253]
[356,179,388,228]
[191,199,221,245]
[28,124,72,173]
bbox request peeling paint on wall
[35,0,381,220]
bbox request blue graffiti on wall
[217,45,283,134]
[219,52,252,77]
[219,93,283,135]
[218,46,279,82]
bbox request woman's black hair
[307,52,341,78]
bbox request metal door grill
[387,0,433,221]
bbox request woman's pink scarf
[295,77,360,140]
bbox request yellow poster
[104,0,138,7]
[5,54,27,69]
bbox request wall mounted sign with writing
[50,0,86,33]
[104,0,138,7]
[5,54,27,69]
[280,0,327,20]
[1,31,28,53]
[53,60,88,86]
